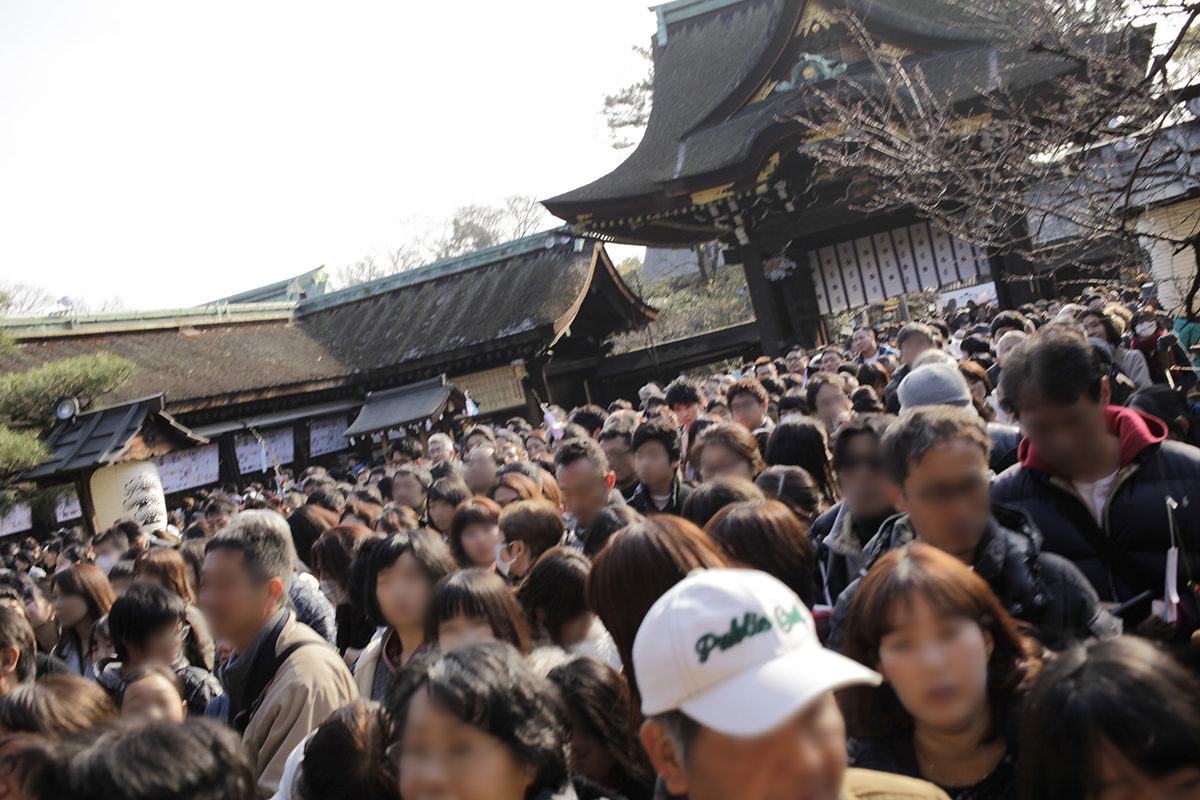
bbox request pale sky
[0,1,654,310]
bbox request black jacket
[97,654,225,716]
[628,476,693,517]
[827,505,1121,651]
[991,408,1200,610]
[987,422,1022,474]
[809,501,891,605]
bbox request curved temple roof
[544,0,1083,245]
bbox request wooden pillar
[990,216,1043,309]
[784,247,824,349]
[742,248,786,357]
[75,473,100,537]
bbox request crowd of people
[0,281,1197,800]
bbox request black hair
[515,548,591,647]
[547,657,655,797]
[664,378,703,407]
[61,718,259,800]
[386,642,570,799]
[597,426,633,448]
[881,406,991,486]
[763,417,841,508]
[805,371,849,411]
[580,505,644,559]
[1128,384,1200,447]
[896,322,937,351]
[94,525,129,553]
[297,700,402,800]
[1019,637,1200,800]
[202,495,239,518]
[755,465,825,524]
[0,605,35,685]
[364,530,457,628]
[999,330,1105,417]
[567,405,608,436]
[779,387,809,416]
[760,376,787,397]
[426,569,530,654]
[680,476,766,528]
[387,438,424,462]
[553,437,610,474]
[107,583,187,663]
[990,310,1031,338]
[426,477,471,508]
[107,559,136,583]
[307,487,346,513]
[631,417,682,463]
[392,465,433,493]
[960,333,994,357]
[830,413,894,471]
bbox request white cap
[633,569,881,737]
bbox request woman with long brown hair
[50,563,115,678]
[584,516,727,715]
[704,499,819,608]
[841,544,1042,800]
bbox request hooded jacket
[827,506,1120,651]
[992,406,1200,611]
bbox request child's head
[120,663,186,723]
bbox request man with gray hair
[199,510,357,796]
[825,406,1117,651]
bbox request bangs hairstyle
[1019,637,1200,800]
[515,547,590,647]
[841,544,1041,740]
[51,563,115,622]
[364,530,457,627]
[448,498,502,567]
[387,642,570,799]
[426,569,530,654]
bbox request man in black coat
[809,414,897,605]
[828,406,1119,651]
[992,330,1200,636]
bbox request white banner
[55,491,82,522]
[234,428,294,474]
[310,415,349,457]
[0,504,32,537]
[155,444,221,494]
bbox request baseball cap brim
[678,646,881,738]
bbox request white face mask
[494,541,518,577]
[94,554,116,575]
[1135,322,1157,338]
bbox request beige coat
[243,613,358,797]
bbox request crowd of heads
[0,277,1197,799]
